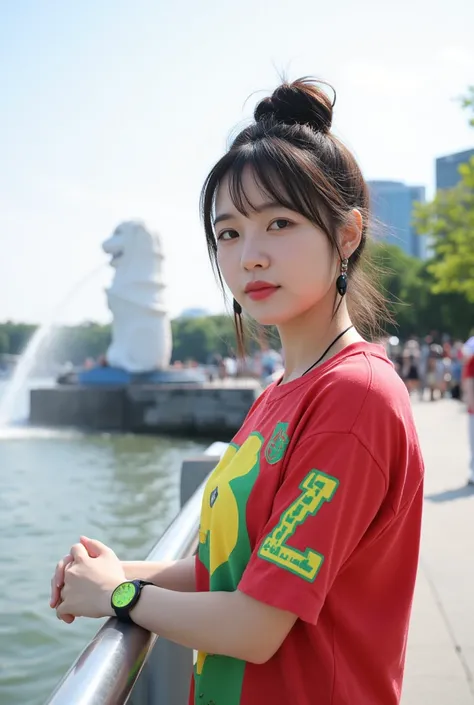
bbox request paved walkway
[402,398,474,704]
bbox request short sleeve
[238,432,387,624]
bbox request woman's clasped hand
[49,536,125,621]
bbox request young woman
[50,78,424,705]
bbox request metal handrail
[44,464,210,704]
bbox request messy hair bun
[254,78,335,134]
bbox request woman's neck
[277,299,364,383]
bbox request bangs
[201,138,335,241]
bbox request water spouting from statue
[0,264,105,426]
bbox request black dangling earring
[233,298,242,315]
[336,258,348,297]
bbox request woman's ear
[340,209,363,258]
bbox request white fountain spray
[0,265,105,426]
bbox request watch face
[112,582,136,608]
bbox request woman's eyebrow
[213,201,284,226]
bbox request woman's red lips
[244,281,279,301]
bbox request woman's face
[214,167,338,326]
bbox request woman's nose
[241,241,270,271]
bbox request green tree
[204,315,239,357]
[366,243,473,340]
[0,321,112,364]
[171,317,219,363]
[3,322,37,354]
[405,263,473,340]
[0,330,9,355]
[51,323,111,364]
[414,86,474,301]
[369,242,424,337]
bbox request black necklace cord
[301,325,354,377]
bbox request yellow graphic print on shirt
[196,432,263,695]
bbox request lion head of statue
[102,220,164,298]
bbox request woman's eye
[217,229,238,241]
[269,219,292,231]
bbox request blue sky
[1,0,473,324]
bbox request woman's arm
[122,555,196,592]
[127,586,296,664]
[56,541,296,662]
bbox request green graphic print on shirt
[195,432,264,705]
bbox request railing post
[128,637,194,705]
[180,454,223,507]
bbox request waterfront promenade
[402,398,474,703]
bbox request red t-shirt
[190,342,424,705]
[463,355,474,413]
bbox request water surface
[0,416,205,705]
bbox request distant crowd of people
[208,334,474,401]
[388,333,474,486]
[388,335,468,402]
[207,347,284,384]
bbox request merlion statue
[102,220,172,373]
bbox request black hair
[200,77,388,355]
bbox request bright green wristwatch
[110,580,154,623]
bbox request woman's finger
[61,613,75,624]
[55,554,73,586]
[50,554,71,607]
[56,595,76,623]
[50,554,73,607]
[54,583,76,622]
[56,605,75,624]
[70,543,88,562]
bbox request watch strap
[111,579,154,623]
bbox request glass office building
[436,148,474,190]
[368,181,426,258]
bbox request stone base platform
[29,382,262,438]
